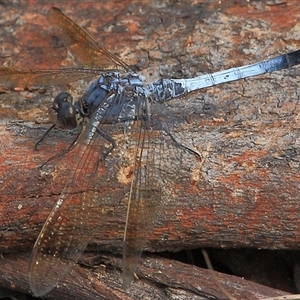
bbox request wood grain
[1,1,300,299]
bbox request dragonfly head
[49,92,82,129]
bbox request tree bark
[0,251,292,300]
[1,1,300,299]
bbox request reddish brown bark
[1,1,300,299]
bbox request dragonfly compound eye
[55,92,74,104]
[49,92,81,129]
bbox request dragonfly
[1,7,300,297]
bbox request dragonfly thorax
[79,72,146,121]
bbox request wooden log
[1,1,300,299]
[0,251,292,299]
[1,1,300,253]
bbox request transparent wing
[0,7,131,89]
[122,96,200,288]
[0,67,102,88]
[29,90,125,296]
[47,7,131,71]
[28,90,199,295]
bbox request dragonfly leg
[85,128,116,176]
[154,117,201,159]
[95,127,116,161]
[38,125,84,168]
[34,124,56,151]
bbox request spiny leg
[38,124,84,168]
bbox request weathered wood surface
[0,251,292,300]
[1,1,300,299]
[1,0,300,252]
